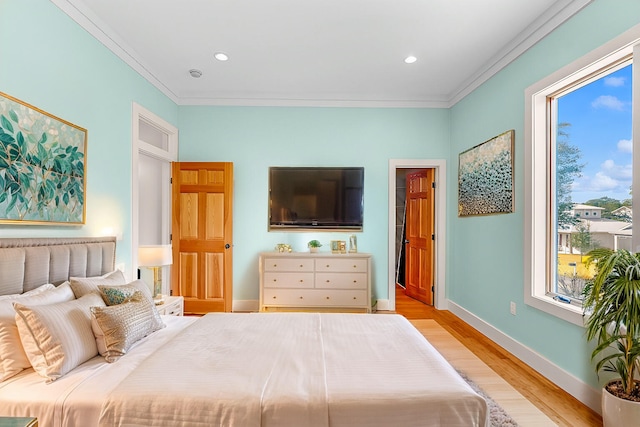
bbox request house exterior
[558,204,632,253]
[2,0,640,416]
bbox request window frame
[524,26,640,326]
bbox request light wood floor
[394,286,602,427]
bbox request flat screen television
[269,167,364,230]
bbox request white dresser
[259,252,372,312]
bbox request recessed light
[404,56,417,64]
[189,69,203,78]
[214,52,229,61]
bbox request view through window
[552,62,633,302]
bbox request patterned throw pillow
[98,285,137,305]
[90,291,164,363]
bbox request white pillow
[14,293,105,383]
[0,283,55,301]
[69,270,127,298]
[0,283,75,381]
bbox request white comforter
[99,313,488,427]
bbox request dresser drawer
[263,272,315,288]
[263,289,368,307]
[315,258,368,273]
[315,272,368,289]
[263,258,315,272]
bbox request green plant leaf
[8,110,18,123]
[0,192,6,204]
[0,133,15,144]
[0,115,13,134]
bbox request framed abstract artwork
[458,130,514,217]
[0,92,87,225]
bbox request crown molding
[447,0,593,107]
[52,0,592,108]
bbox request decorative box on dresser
[156,296,184,316]
[259,252,372,313]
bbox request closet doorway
[388,159,446,312]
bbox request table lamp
[138,245,173,305]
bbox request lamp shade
[138,245,173,267]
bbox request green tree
[571,221,596,254]
[556,123,585,228]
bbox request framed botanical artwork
[458,130,514,217]
[0,92,87,225]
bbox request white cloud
[604,76,626,87]
[589,172,620,191]
[591,95,624,111]
[601,159,632,179]
[617,139,632,153]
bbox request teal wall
[178,106,450,300]
[0,0,179,269]
[448,0,640,389]
[3,0,640,399]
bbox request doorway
[387,159,446,312]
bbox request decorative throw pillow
[69,270,127,298]
[91,290,163,363]
[0,283,75,382]
[14,293,105,383]
[98,284,137,305]
[97,280,164,332]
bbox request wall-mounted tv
[269,167,364,230]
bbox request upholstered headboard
[0,237,116,295]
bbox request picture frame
[458,130,514,217]
[0,92,87,225]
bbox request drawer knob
[326,296,330,300]
[273,264,277,267]
[272,279,277,282]
[353,280,357,283]
[326,264,330,268]
[325,280,330,283]
[353,297,357,300]
[299,296,304,299]
[353,265,357,268]
[299,264,303,267]
[299,279,304,283]
[272,296,277,299]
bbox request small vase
[310,247,318,253]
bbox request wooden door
[404,169,434,305]
[171,162,233,313]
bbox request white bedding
[0,315,196,427]
[0,313,488,427]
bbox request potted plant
[307,240,322,253]
[583,248,640,426]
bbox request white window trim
[524,24,640,327]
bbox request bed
[0,237,489,427]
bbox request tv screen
[269,167,364,230]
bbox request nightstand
[156,296,184,316]
[0,418,37,427]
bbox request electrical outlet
[510,301,517,316]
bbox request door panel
[404,169,434,305]
[172,162,233,313]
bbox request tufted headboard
[0,237,116,295]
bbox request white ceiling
[54,0,591,107]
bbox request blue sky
[557,63,633,203]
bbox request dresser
[259,252,372,312]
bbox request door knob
[225,243,231,249]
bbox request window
[524,28,640,326]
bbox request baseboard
[447,300,602,414]
[232,299,259,312]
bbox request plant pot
[309,247,318,253]
[602,383,640,427]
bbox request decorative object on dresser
[307,240,322,253]
[138,245,173,305]
[0,92,87,225]
[259,252,372,312]
[156,296,184,316]
[0,417,38,427]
